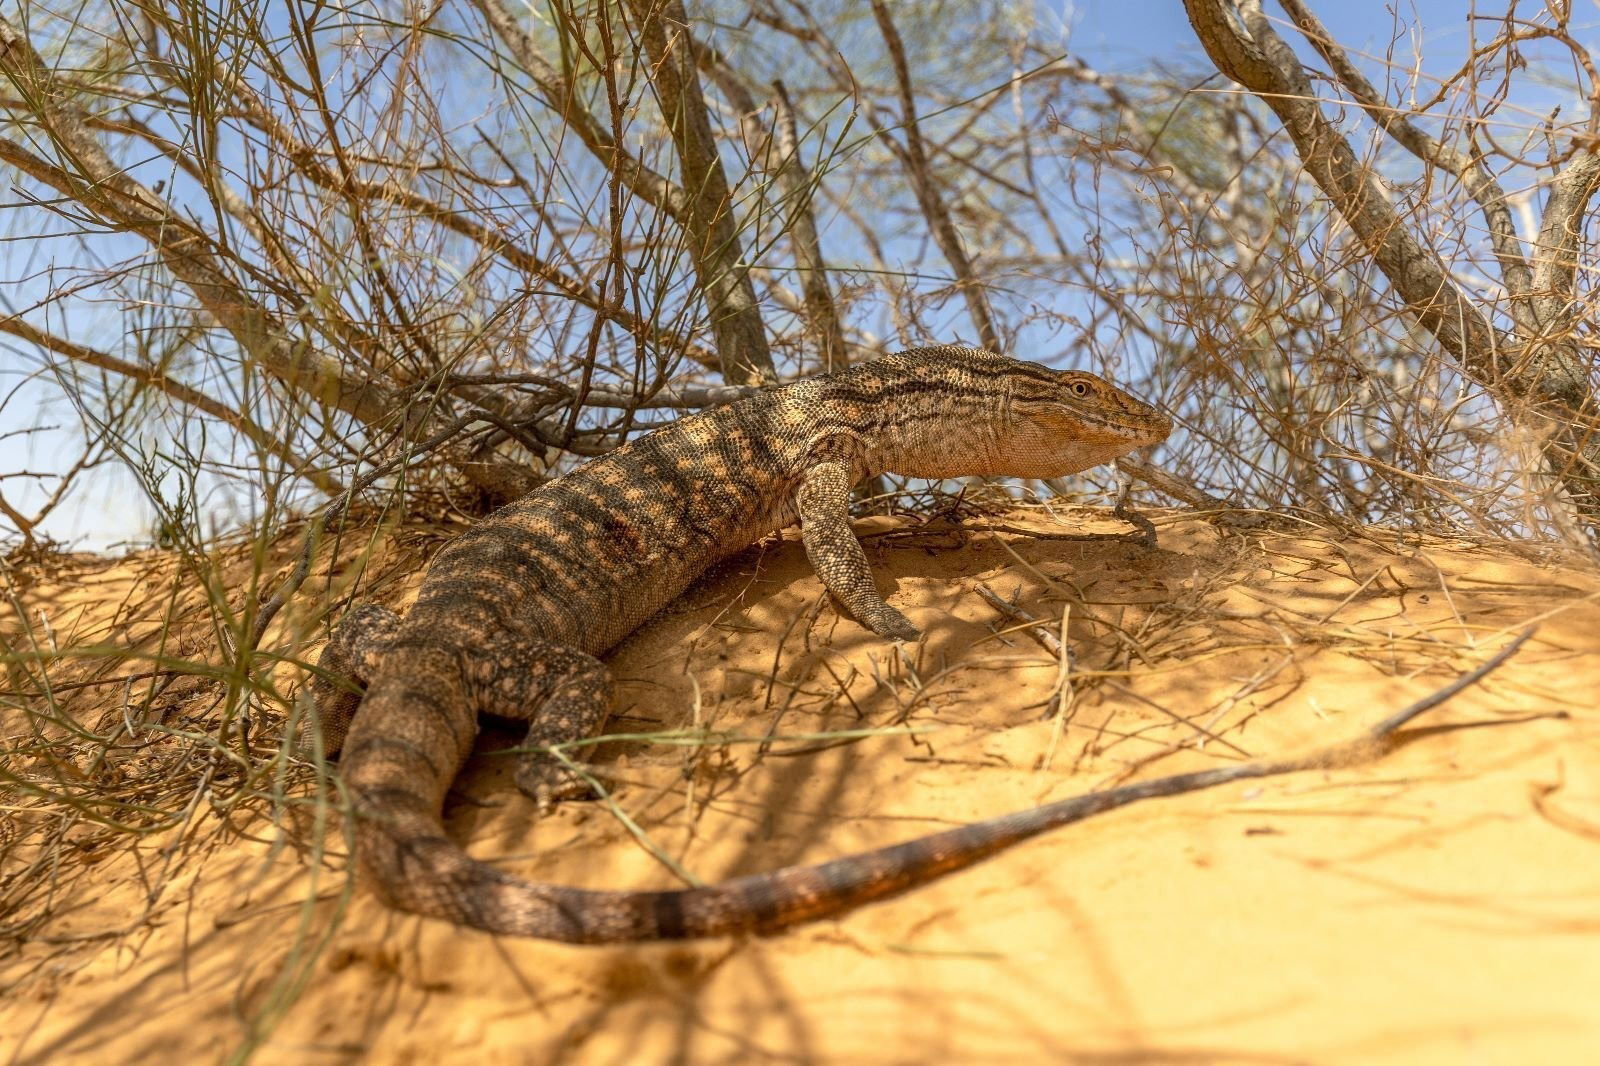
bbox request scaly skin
[312,346,1171,942]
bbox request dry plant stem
[472,0,686,218]
[1041,603,1076,768]
[227,88,716,370]
[0,15,539,499]
[0,16,402,429]
[1116,455,1259,522]
[0,316,344,497]
[1182,0,1600,529]
[232,18,713,371]
[442,374,762,411]
[868,0,1000,351]
[1112,472,1159,548]
[872,518,1156,548]
[623,0,775,384]
[0,491,39,551]
[972,580,1065,656]
[771,79,850,372]
[1273,0,1533,314]
[6,0,1595,552]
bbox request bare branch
[1531,150,1600,341]
[771,80,849,371]
[1181,1,1504,369]
[1182,0,1600,527]
[0,316,344,496]
[1278,0,1536,314]
[225,75,718,373]
[472,0,687,219]
[868,0,1000,352]
[0,489,36,550]
[689,51,849,370]
[0,17,404,429]
[623,0,775,383]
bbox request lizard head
[997,367,1173,477]
[869,349,1172,480]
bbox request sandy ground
[3,507,1598,1064]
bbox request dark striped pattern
[317,346,1173,941]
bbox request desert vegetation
[3,2,1598,1059]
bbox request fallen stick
[717,625,1540,931]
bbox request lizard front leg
[796,458,921,641]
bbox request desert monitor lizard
[312,345,1172,942]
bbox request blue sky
[1074,1,1490,72]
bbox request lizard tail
[352,758,1275,944]
[341,623,1536,943]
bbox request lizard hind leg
[309,602,402,755]
[463,634,614,815]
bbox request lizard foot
[515,758,606,816]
